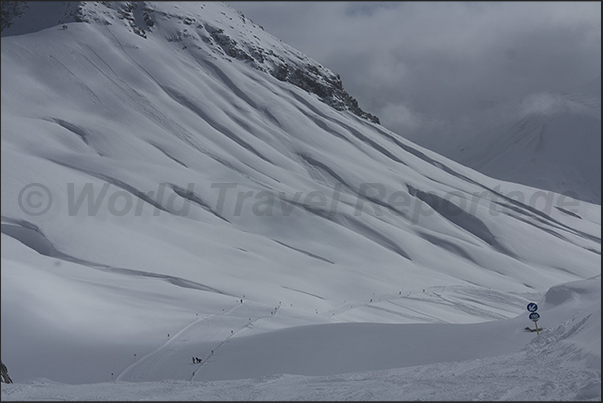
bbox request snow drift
[1,1,600,399]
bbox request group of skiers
[192,357,202,364]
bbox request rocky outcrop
[200,22,380,124]
[1,1,380,124]
[1,1,27,32]
[1,1,87,34]
[109,2,380,124]
[1,360,13,384]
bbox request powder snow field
[1,2,601,400]
[1,277,600,400]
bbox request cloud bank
[227,1,601,149]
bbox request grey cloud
[343,2,401,17]
[227,2,600,146]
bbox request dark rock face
[1,360,13,384]
[1,1,28,32]
[271,63,380,124]
[1,1,88,33]
[204,27,380,124]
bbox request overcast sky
[227,1,601,150]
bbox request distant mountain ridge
[454,91,601,204]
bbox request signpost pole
[527,303,541,334]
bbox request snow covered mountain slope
[1,1,601,390]
[450,91,601,204]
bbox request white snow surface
[1,2,601,400]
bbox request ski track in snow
[319,286,527,323]
[114,299,283,383]
[112,285,529,384]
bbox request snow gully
[17,181,582,224]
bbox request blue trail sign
[529,312,540,322]
[527,303,538,312]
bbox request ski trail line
[189,305,281,381]
[116,303,241,381]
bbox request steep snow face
[447,91,601,204]
[1,1,379,123]
[0,1,601,386]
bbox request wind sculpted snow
[1,1,600,400]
